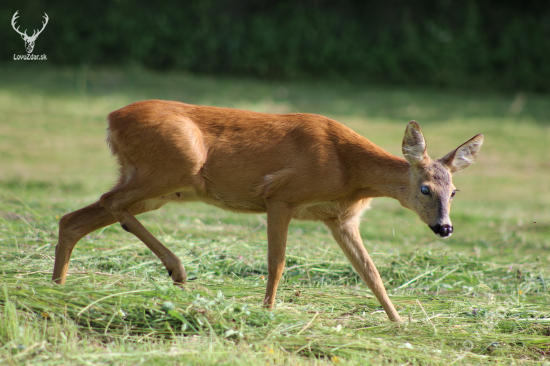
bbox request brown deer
[52,100,483,322]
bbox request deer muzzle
[430,223,453,238]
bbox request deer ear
[439,134,484,173]
[402,121,429,167]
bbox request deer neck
[343,139,411,207]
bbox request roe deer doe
[52,100,483,322]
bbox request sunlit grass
[0,64,549,365]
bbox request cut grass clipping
[1,65,549,365]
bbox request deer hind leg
[52,198,167,284]
[323,217,402,322]
[99,177,190,284]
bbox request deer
[11,10,49,54]
[52,100,484,322]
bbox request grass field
[1,64,549,365]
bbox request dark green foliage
[2,0,549,91]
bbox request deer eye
[451,190,458,199]
[420,186,430,195]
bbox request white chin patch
[435,232,452,239]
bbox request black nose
[430,223,453,237]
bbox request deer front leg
[324,218,402,322]
[263,202,294,309]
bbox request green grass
[1,63,549,365]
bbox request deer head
[12,11,49,54]
[402,121,484,238]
